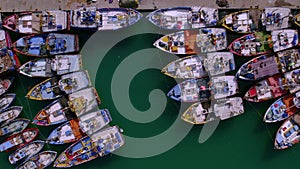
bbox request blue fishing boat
[13,33,79,57]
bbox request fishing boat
[220,9,261,33]
[26,70,91,100]
[0,106,23,124]
[33,87,100,126]
[229,29,298,57]
[161,52,235,79]
[0,118,30,137]
[3,10,69,34]
[261,7,291,31]
[274,113,300,149]
[70,7,142,30]
[204,52,235,76]
[244,68,300,102]
[0,49,20,75]
[79,109,112,135]
[0,29,12,50]
[146,6,218,30]
[33,97,73,126]
[18,54,82,77]
[0,77,13,96]
[8,140,44,165]
[237,49,300,81]
[16,150,57,169]
[228,31,273,57]
[46,119,85,145]
[0,93,16,112]
[181,97,244,124]
[295,13,300,27]
[0,30,21,73]
[271,29,298,52]
[153,28,227,54]
[167,76,238,102]
[0,128,38,152]
[53,126,124,168]
[13,33,79,57]
[264,91,300,123]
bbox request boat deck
[277,49,300,73]
[251,56,279,79]
[262,7,291,31]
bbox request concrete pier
[0,0,299,12]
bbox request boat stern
[167,84,182,101]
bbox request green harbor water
[1,10,300,169]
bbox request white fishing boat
[16,151,57,169]
[0,106,23,124]
[146,6,218,30]
[18,54,82,77]
[271,29,298,52]
[8,140,44,165]
[181,97,244,124]
[26,70,91,100]
[79,109,112,135]
[70,7,142,30]
[161,52,235,79]
[167,76,238,102]
[0,118,30,137]
[0,93,16,112]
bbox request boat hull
[70,7,142,30]
[16,150,57,169]
[3,11,69,34]
[154,28,227,55]
[168,76,238,102]
[181,97,244,124]
[274,114,300,149]
[54,126,124,168]
[264,91,300,123]
[0,128,39,152]
[8,140,45,165]
[0,93,16,112]
[46,119,85,145]
[18,54,82,78]
[0,106,23,124]
[13,33,79,57]
[261,7,291,31]
[0,118,30,137]
[0,77,14,96]
[26,70,91,100]
[33,97,71,126]
[221,9,261,33]
[146,6,218,30]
